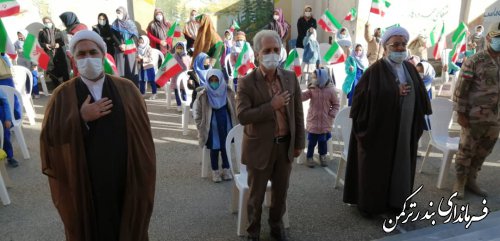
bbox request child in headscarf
[229,31,254,91]
[416,61,436,99]
[137,35,157,99]
[468,25,485,53]
[343,44,368,106]
[193,69,238,183]
[301,68,340,167]
[172,42,191,111]
[336,27,352,57]
[303,27,320,68]
[188,52,211,107]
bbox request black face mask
[203,64,210,69]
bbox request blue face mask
[388,51,408,64]
[491,37,500,52]
[209,82,220,90]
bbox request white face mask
[156,15,163,21]
[98,20,106,26]
[45,23,53,28]
[419,73,424,79]
[304,12,312,17]
[77,58,104,80]
[261,53,280,70]
[117,13,124,20]
[273,15,279,21]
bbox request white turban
[380,26,410,46]
[69,30,107,55]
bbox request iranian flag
[0,18,16,59]
[449,22,468,63]
[429,23,446,60]
[233,42,255,76]
[323,41,345,64]
[155,52,183,87]
[104,53,118,75]
[23,33,49,70]
[344,8,357,21]
[0,0,20,17]
[123,39,136,54]
[229,20,240,32]
[370,0,391,17]
[318,10,342,33]
[284,48,301,77]
[167,20,182,38]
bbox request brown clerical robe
[40,74,156,241]
[343,59,432,215]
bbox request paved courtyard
[0,91,499,241]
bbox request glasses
[387,42,407,49]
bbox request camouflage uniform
[453,50,500,175]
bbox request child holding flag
[193,69,238,183]
[301,68,339,167]
[137,35,158,99]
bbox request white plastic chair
[0,121,10,206]
[0,86,30,159]
[419,98,458,189]
[176,71,192,135]
[297,98,309,164]
[225,124,289,236]
[11,65,36,125]
[332,107,351,189]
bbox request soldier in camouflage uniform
[453,22,500,199]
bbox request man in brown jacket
[40,30,156,241]
[365,22,384,65]
[236,30,305,241]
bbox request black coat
[343,59,432,215]
[296,17,316,48]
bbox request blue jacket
[302,34,320,65]
[0,89,12,123]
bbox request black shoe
[270,229,289,241]
[7,158,18,167]
[247,236,260,241]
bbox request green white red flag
[344,8,357,21]
[104,53,118,75]
[155,52,183,87]
[233,42,255,76]
[323,41,345,64]
[0,0,20,17]
[449,22,468,63]
[0,18,16,59]
[284,48,302,77]
[123,39,136,54]
[318,10,342,33]
[370,0,391,17]
[429,22,446,60]
[229,20,240,32]
[167,20,182,38]
[22,33,49,70]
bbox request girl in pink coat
[301,68,340,167]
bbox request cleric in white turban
[343,25,432,217]
[41,30,156,241]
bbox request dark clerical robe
[40,75,156,241]
[343,59,432,215]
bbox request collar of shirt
[384,57,407,84]
[259,67,279,82]
[81,75,105,101]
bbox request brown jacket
[193,87,239,147]
[40,75,156,241]
[364,24,384,65]
[236,68,305,170]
